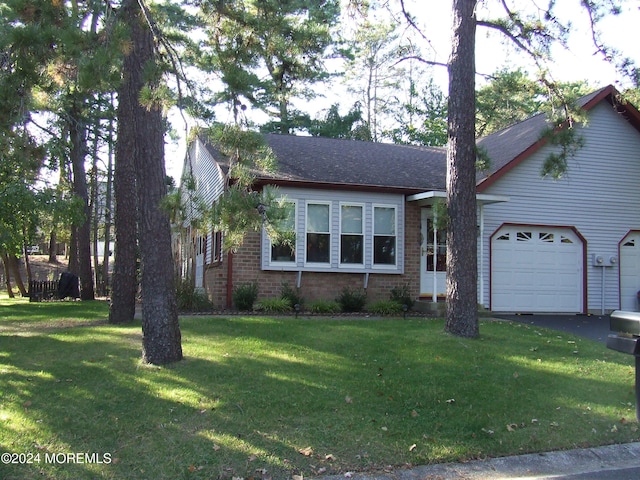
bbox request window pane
[308,204,329,233]
[271,202,296,262]
[374,207,395,235]
[341,235,363,264]
[374,236,395,265]
[341,205,362,234]
[307,233,330,263]
[271,243,295,262]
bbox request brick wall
[204,203,422,309]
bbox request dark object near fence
[28,272,80,302]
[58,272,80,299]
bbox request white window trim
[339,202,365,269]
[305,201,332,267]
[373,203,398,269]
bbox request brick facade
[204,203,422,309]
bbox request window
[373,205,396,266]
[306,203,331,263]
[426,215,446,272]
[262,193,403,273]
[271,202,296,263]
[340,204,363,265]
[210,231,222,264]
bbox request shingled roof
[231,134,447,194]
[198,85,640,195]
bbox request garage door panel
[620,233,640,311]
[492,226,583,313]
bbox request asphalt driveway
[493,314,611,343]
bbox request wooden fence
[28,280,58,302]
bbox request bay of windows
[265,197,400,271]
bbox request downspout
[226,251,234,309]
[479,203,485,309]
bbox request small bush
[367,300,404,315]
[176,278,213,312]
[390,284,414,310]
[337,288,367,313]
[233,281,258,310]
[307,299,341,314]
[255,298,292,313]
[281,282,304,308]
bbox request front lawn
[0,298,638,479]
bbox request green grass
[1,296,639,479]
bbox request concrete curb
[314,442,640,479]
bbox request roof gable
[477,85,640,192]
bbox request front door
[420,208,447,300]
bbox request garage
[620,232,640,311]
[491,226,584,313]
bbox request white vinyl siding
[480,103,640,312]
[262,188,404,274]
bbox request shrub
[255,298,292,313]
[367,300,404,315]
[176,278,213,312]
[281,282,304,308]
[390,284,414,310]
[307,299,341,314]
[233,281,258,310]
[337,287,367,313]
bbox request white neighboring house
[176,85,640,314]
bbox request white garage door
[491,226,583,313]
[620,232,640,311]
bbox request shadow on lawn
[0,316,638,480]
[0,327,336,480]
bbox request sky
[164,0,640,182]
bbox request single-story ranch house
[175,85,640,314]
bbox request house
[176,85,640,314]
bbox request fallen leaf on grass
[409,443,417,452]
[324,454,336,461]
[345,396,353,404]
[446,398,455,404]
[411,409,419,417]
[506,423,518,432]
[298,447,313,457]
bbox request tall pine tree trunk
[69,100,95,300]
[445,0,478,338]
[117,0,182,364]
